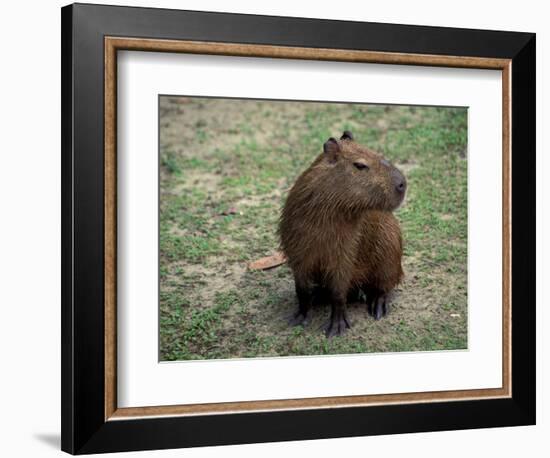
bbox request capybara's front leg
[369,291,389,321]
[324,289,351,337]
[288,274,313,327]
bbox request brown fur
[279,131,406,336]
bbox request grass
[159,97,468,361]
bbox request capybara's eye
[353,162,369,170]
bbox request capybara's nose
[396,179,406,194]
[391,169,407,194]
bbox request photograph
[158,96,468,361]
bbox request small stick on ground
[248,252,287,270]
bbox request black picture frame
[61,3,535,454]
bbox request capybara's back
[279,131,406,336]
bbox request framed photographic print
[61,3,536,454]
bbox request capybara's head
[322,131,406,211]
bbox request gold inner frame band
[104,36,512,421]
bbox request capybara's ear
[323,137,340,156]
[341,130,354,141]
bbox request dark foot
[323,310,351,338]
[368,294,388,320]
[288,310,309,327]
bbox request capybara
[279,131,406,337]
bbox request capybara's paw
[323,313,351,338]
[288,310,309,327]
[368,294,388,320]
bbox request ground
[159,96,468,361]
